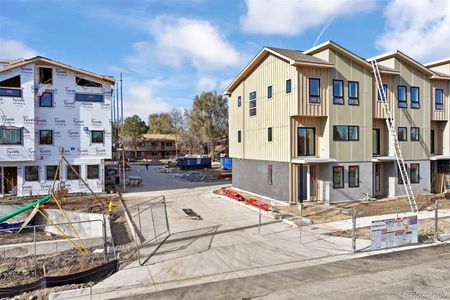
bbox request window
[249,91,256,116]
[39,130,53,145]
[333,126,359,141]
[410,87,420,109]
[268,127,272,142]
[297,128,315,156]
[46,166,58,181]
[410,163,420,184]
[373,129,380,155]
[286,79,292,93]
[268,164,273,185]
[0,128,21,145]
[398,165,408,184]
[25,166,39,182]
[397,85,407,108]
[75,93,103,102]
[333,80,344,105]
[431,129,435,154]
[435,89,444,110]
[39,67,53,84]
[67,165,80,180]
[398,127,407,141]
[238,130,241,143]
[333,166,344,188]
[0,75,20,88]
[348,81,359,105]
[87,165,100,179]
[91,130,104,143]
[267,86,272,99]
[411,127,420,141]
[378,84,388,101]
[39,92,53,107]
[76,76,102,87]
[374,163,381,192]
[237,96,241,107]
[309,78,320,103]
[0,87,22,97]
[348,166,359,188]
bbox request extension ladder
[371,60,418,213]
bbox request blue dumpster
[220,157,232,170]
[177,157,212,170]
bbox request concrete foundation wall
[232,158,289,202]
[384,160,431,197]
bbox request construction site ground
[214,188,450,224]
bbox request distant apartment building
[125,134,177,160]
[225,41,449,203]
[0,56,114,196]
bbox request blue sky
[1,0,449,120]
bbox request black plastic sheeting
[0,259,118,298]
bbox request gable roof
[424,58,450,68]
[368,50,434,76]
[0,56,115,84]
[224,47,332,95]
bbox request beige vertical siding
[430,80,449,121]
[297,67,328,116]
[373,74,395,119]
[229,53,297,162]
[325,50,373,162]
[391,59,431,160]
[290,116,327,158]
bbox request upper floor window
[397,85,407,108]
[309,78,320,103]
[249,91,256,116]
[286,79,292,93]
[348,81,359,105]
[0,87,22,98]
[410,86,420,109]
[75,93,104,102]
[91,130,104,143]
[411,127,420,141]
[237,96,241,107]
[238,130,241,143]
[333,125,359,141]
[39,130,53,145]
[268,86,272,99]
[76,76,102,87]
[398,127,407,141]
[39,92,53,107]
[435,89,444,110]
[333,80,344,105]
[268,127,272,142]
[0,127,21,145]
[25,166,39,182]
[378,84,388,101]
[297,127,315,156]
[39,67,53,85]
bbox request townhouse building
[125,133,177,160]
[225,41,449,203]
[0,56,114,196]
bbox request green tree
[169,109,185,156]
[122,115,148,156]
[186,91,228,155]
[147,112,175,134]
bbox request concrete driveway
[50,166,369,299]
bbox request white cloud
[196,77,217,91]
[123,79,172,120]
[376,0,450,62]
[240,0,376,35]
[0,39,39,59]
[128,16,241,71]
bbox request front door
[298,165,318,203]
[3,167,17,194]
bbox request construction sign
[371,215,418,250]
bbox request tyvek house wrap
[0,62,113,196]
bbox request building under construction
[225,41,449,204]
[0,57,114,196]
